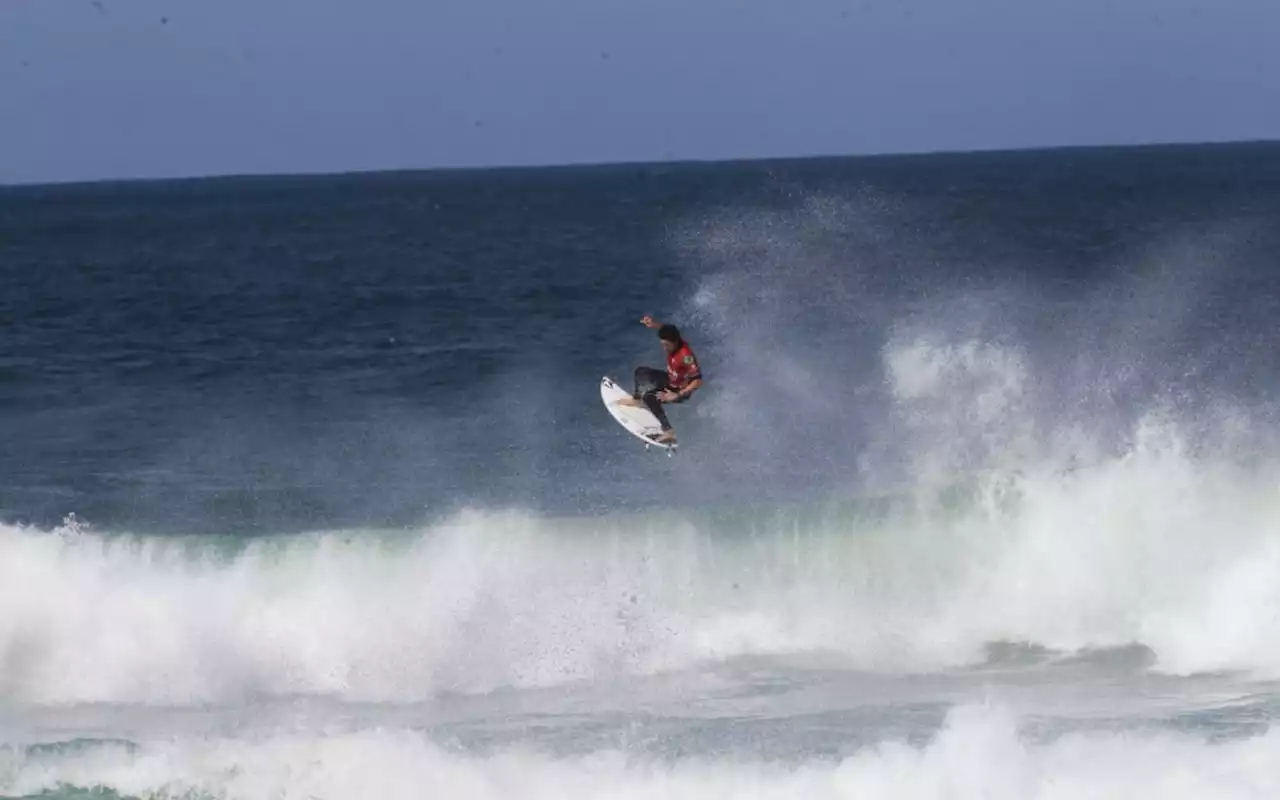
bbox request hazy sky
[2,0,1277,183]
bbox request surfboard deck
[600,376,677,452]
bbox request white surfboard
[600,376,677,451]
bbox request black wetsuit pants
[634,367,678,431]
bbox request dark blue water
[3,143,1279,535]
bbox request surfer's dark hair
[658,324,681,344]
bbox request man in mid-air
[618,315,703,444]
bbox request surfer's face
[661,339,677,354]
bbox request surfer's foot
[654,430,677,444]
[616,396,643,408]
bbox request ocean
[2,142,1280,798]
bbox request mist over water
[3,144,1280,797]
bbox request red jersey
[666,342,701,389]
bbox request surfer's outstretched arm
[640,315,661,329]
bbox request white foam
[4,417,1280,707]
[5,324,1280,704]
[3,705,1278,800]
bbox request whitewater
[7,445,1280,796]
[6,414,1280,705]
[6,353,1280,797]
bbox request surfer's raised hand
[640,315,659,329]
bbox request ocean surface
[3,142,1280,798]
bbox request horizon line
[4,136,1279,191]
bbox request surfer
[619,315,703,444]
